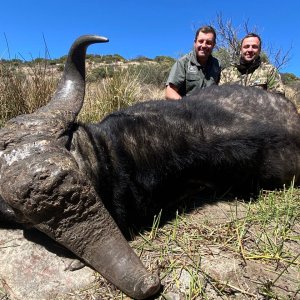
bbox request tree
[208,13,291,71]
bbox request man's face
[240,37,261,62]
[194,31,215,63]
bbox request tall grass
[0,61,57,126]
[79,68,143,123]
[79,67,164,123]
[0,60,164,127]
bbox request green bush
[87,65,116,82]
[154,55,175,64]
[86,54,126,64]
[127,62,173,88]
[281,73,299,85]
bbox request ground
[1,189,299,300]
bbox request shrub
[87,65,116,82]
[131,55,152,63]
[127,62,173,88]
[154,55,175,64]
[86,54,126,64]
[281,73,299,85]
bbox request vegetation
[0,55,168,126]
[281,73,300,85]
[81,67,145,123]
[130,185,300,299]
[0,61,58,127]
[86,53,126,64]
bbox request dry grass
[79,68,164,123]
[0,62,58,127]
[0,61,164,127]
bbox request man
[165,25,221,100]
[220,33,285,95]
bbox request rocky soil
[1,199,299,300]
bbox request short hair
[241,33,262,50]
[194,26,217,43]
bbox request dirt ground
[1,198,298,300]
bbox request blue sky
[1,0,299,76]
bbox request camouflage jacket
[219,62,285,95]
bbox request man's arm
[165,83,182,100]
[267,66,285,96]
[165,58,186,100]
[219,66,238,85]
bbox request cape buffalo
[0,35,299,299]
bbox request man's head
[240,33,262,63]
[194,25,216,65]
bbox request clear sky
[0,0,299,76]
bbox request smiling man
[220,33,285,95]
[165,25,221,100]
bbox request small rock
[0,228,95,300]
[163,292,181,300]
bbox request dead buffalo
[0,35,299,299]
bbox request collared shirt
[166,49,221,97]
[220,61,285,95]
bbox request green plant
[87,65,116,82]
[127,62,173,88]
[281,73,299,84]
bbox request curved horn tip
[90,35,109,43]
[98,36,109,43]
[76,34,109,43]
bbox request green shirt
[166,49,221,97]
[220,61,285,95]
